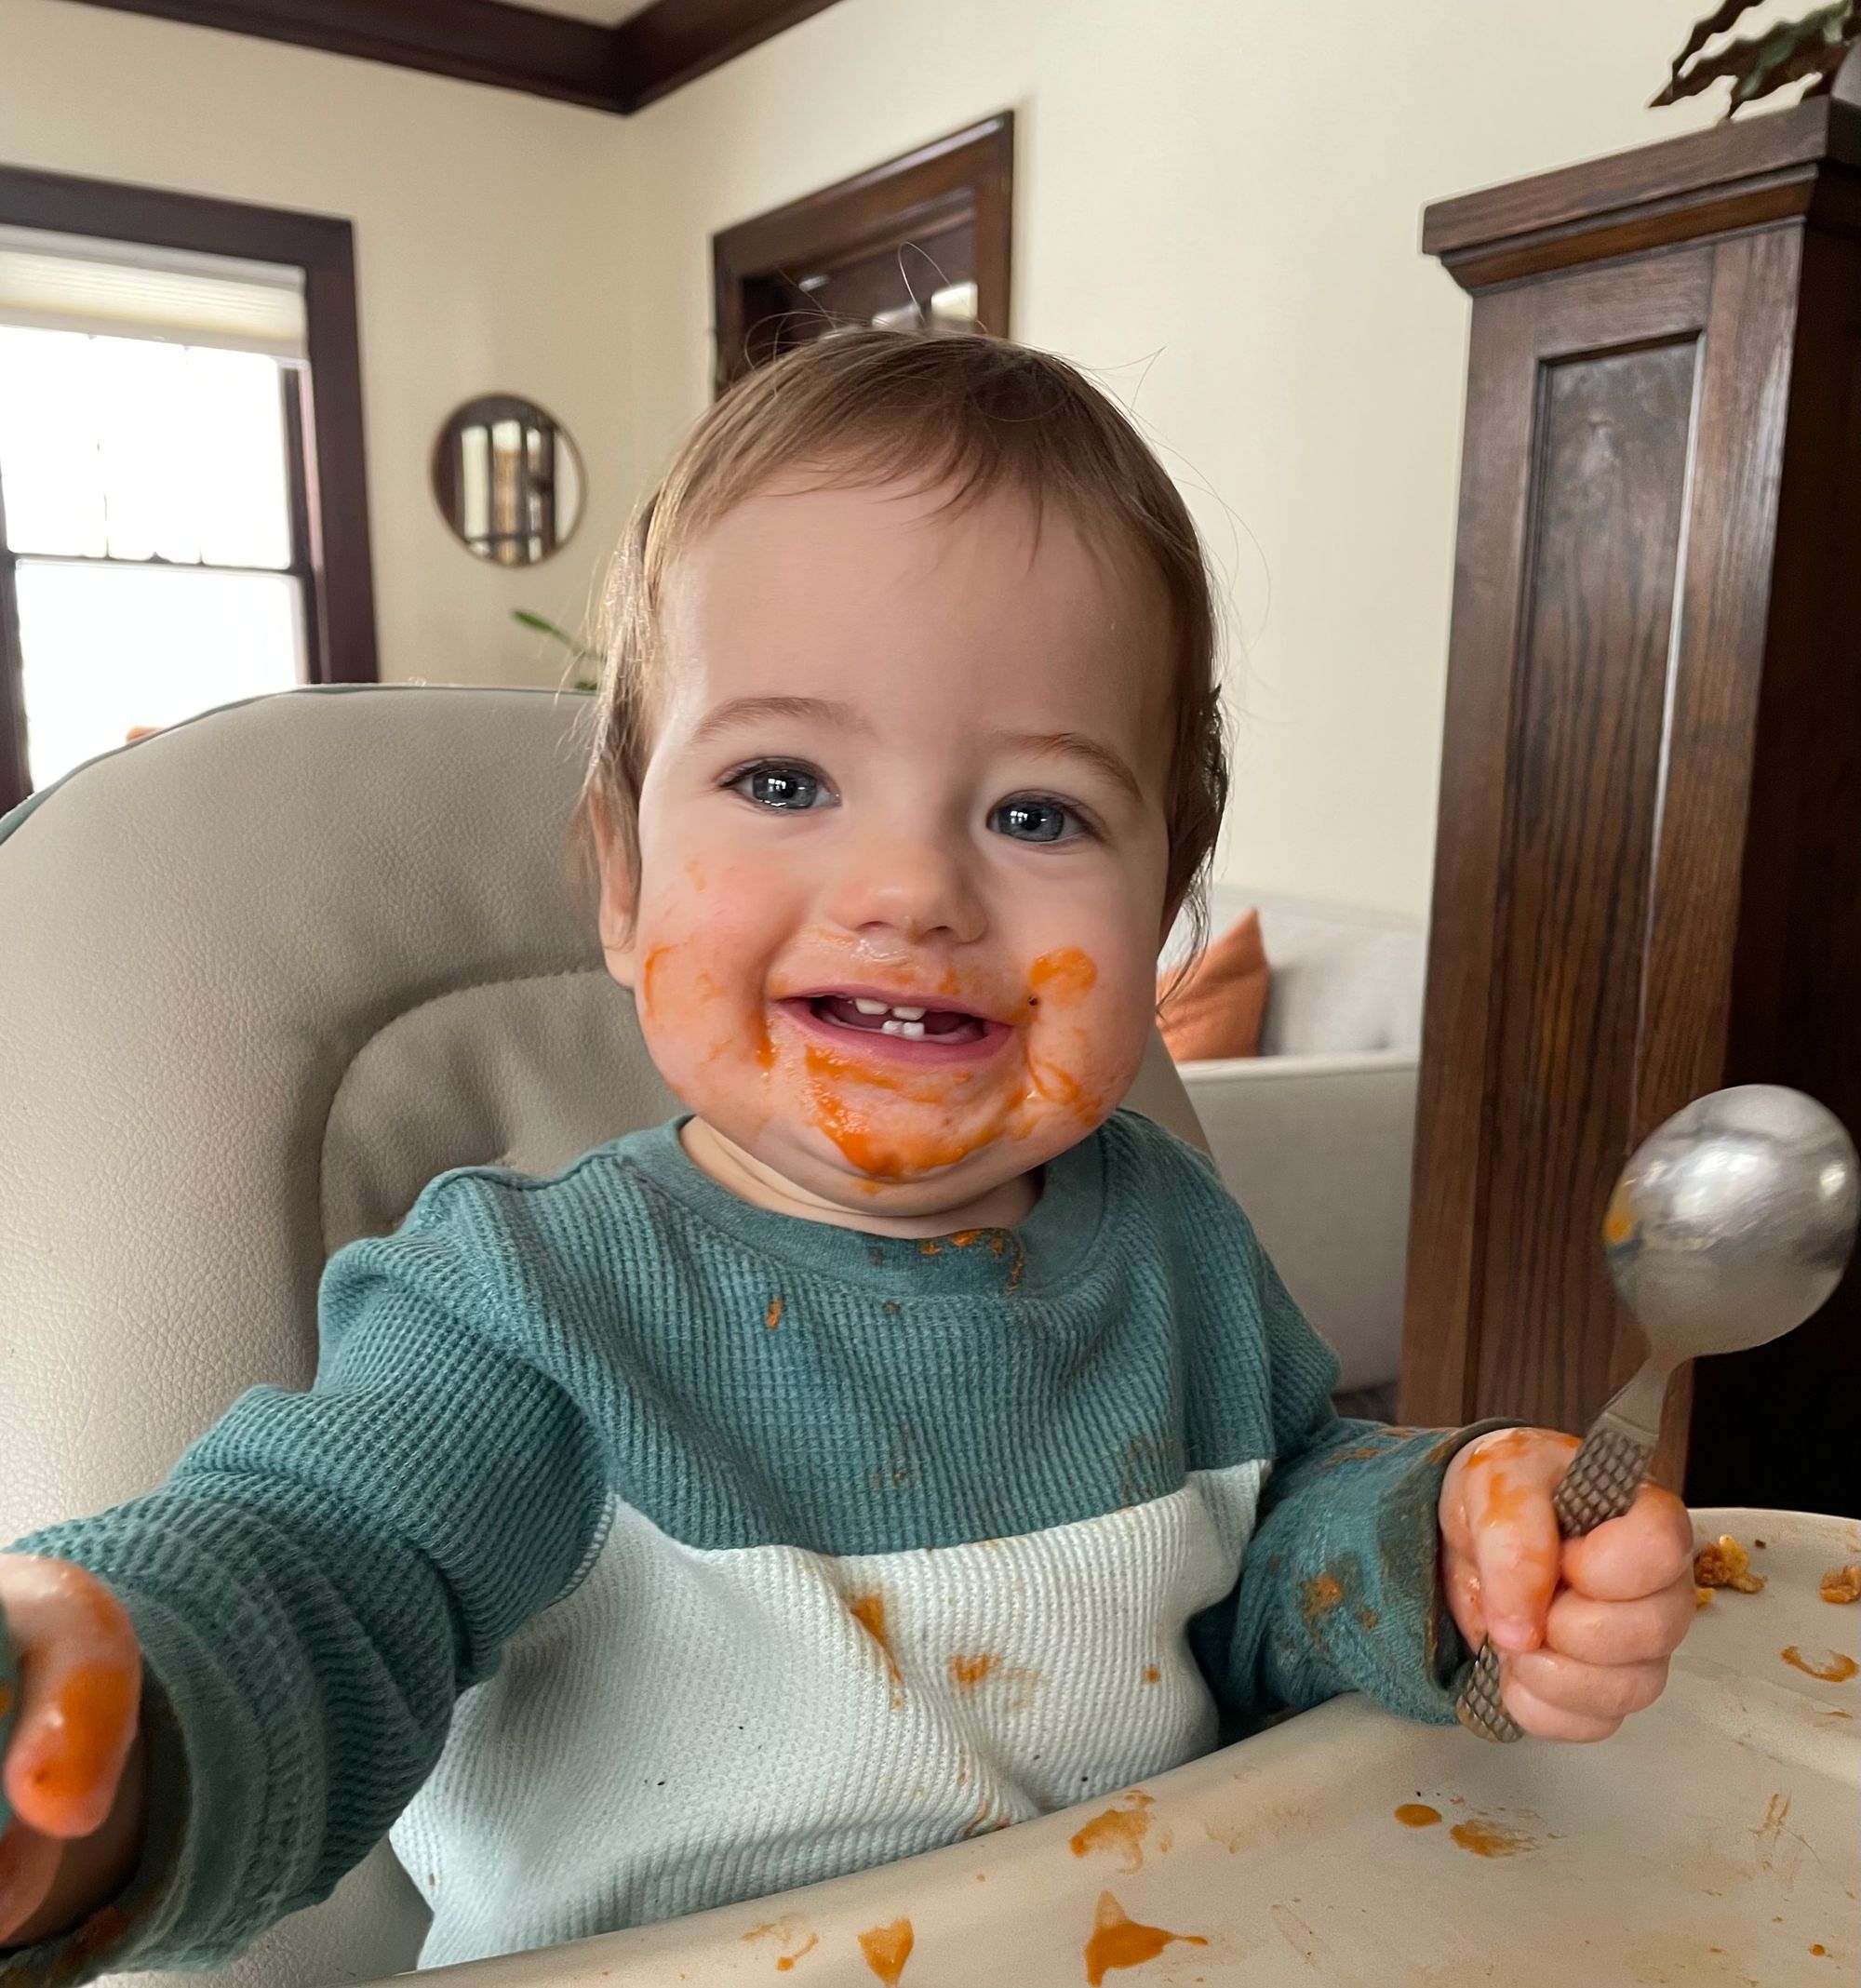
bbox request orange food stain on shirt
[1082,1892,1206,1986]
[1782,1647,1857,1683]
[1143,1665,1160,1685]
[948,1653,1000,1690]
[1395,1804,1443,1829]
[1069,1792,1154,1873]
[1303,1573,1345,1621]
[21,1662,136,1822]
[857,1918,914,1984]
[850,1594,902,1688]
[765,1297,783,1330]
[1450,1819,1535,1858]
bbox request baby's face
[600,474,1176,1224]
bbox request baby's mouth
[809,994,987,1047]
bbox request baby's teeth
[890,1005,927,1021]
[853,998,890,1016]
[899,1021,926,1039]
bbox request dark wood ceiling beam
[62,0,628,108]
[611,0,844,112]
[56,0,843,113]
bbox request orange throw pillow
[1158,908,1270,1062]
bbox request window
[0,167,377,816]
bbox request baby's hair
[569,328,1228,964]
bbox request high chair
[3,687,1853,1988]
[0,684,1205,1988]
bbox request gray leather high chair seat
[0,685,1210,1988]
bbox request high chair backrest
[0,685,1208,1988]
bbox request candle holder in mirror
[432,394,583,566]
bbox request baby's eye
[729,762,837,811]
[989,795,1089,845]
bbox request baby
[0,331,1695,1980]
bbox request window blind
[0,225,306,360]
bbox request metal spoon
[1455,1084,1860,1742]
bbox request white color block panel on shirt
[390,1462,1266,1966]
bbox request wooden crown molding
[60,0,846,113]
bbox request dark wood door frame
[0,164,379,815]
[713,113,1014,393]
[59,0,846,113]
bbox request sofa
[1168,883,1425,1401]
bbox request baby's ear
[590,796,641,990]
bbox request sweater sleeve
[1216,1234,1504,1729]
[1,1178,608,1987]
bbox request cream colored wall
[1,0,1783,910]
[0,0,634,691]
[616,0,1758,917]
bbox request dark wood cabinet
[1399,97,1861,1518]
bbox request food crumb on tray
[1819,1563,1860,1606]
[1694,1534,1767,1594]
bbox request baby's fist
[1439,1427,1694,1742]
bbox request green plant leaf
[1662,0,1768,94]
[1653,1,1859,113]
[512,607,599,665]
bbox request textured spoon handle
[1453,1389,1662,1742]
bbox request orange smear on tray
[857,1918,914,1983]
[1782,1647,1857,1683]
[1069,1792,1155,1873]
[1082,1892,1206,1985]
[1450,1819,1535,1858]
[775,1934,818,1971]
[1395,1804,1442,1829]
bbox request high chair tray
[390,1507,1858,1987]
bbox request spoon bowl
[1603,1084,1860,1364]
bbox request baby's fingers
[1560,1485,1693,1602]
[0,1556,141,1840]
[1546,1572,1696,1666]
[1507,1645,1671,1722]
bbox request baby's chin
[690,1110,1076,1233]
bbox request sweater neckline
[619,1114,1110,1301]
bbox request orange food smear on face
[948,1653,1000,1690]
[1082,1892,1206,1986]
[857,1918,914,1984]
[765,1297,783,1329]
[1395,1804,1443,1829]
[1782,1647,1857,1683]
[639,946,671,1017]
[1029,948,1097,1004]
[1069,1792,1154,1873]
[1450,1819,1535,1858]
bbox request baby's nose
[822,835,986,946]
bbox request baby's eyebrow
[997,730,1145,805]
[689,695,875,747]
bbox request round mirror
[431,394,583,565]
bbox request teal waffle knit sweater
[2,1110,1475,1981]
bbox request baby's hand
[1438,1428,1694,1742]
[0,1555,145,1948]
